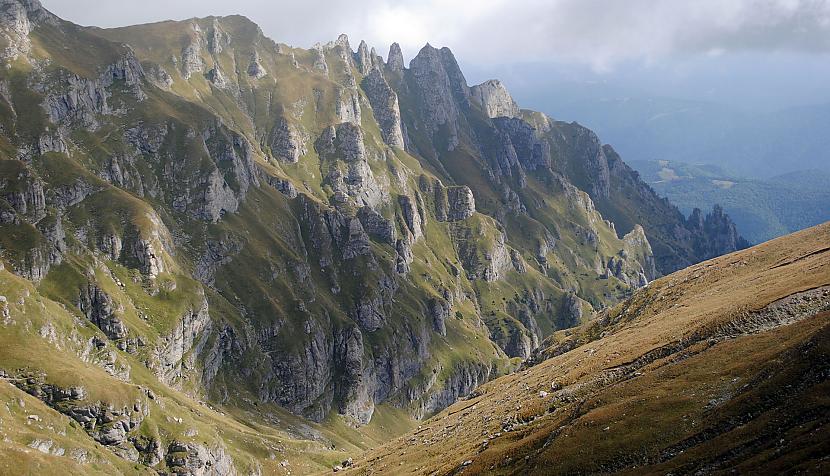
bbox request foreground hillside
[346,221,830,475]
[630,160,830,244]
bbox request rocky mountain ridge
[0,1,746,473]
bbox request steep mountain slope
[0,1,747,473]
[346,221,830,475]
[631,160,830,244]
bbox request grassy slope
[344,221,830,475]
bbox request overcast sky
[39,0,830,68]
[39,0,830,110]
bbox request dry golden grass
[344,222,830,475]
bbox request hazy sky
[40,0,830,67]
[39,0,830,110]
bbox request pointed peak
[387,42,404,70]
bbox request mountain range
[489,68,830,179]
[630,160,830,245]
[0,1,750,474]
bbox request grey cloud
[40,0,830,70]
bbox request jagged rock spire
[355,40,372,75]
[387,42,404,70]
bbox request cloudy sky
[39,0,830,111]
[40,0,830,68]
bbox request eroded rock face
[0,0,58,59]
[412,360,491,419]
[354,40,374,75]
[446,186,475,221]
[0,162,46,223]
[335,86,361,124]
[78,283,128,341]
[311,44,328,76]
[247,51,267,79]
[471,79,520,119]
[686,205,750,261]
[268,117,307,163]
[361,69,405,148]
[180,32,204,79]
[428,297,450,336]
[8,372,148,454]
[150,297,212,386]
[168,127,258,223]
[408,44,470,151]
[398,195,423,239]
[166,440,236,476]
[317,123,387,208]
[493,117,550,172]
[316,123,366,163]
[357,206,395,244]
[386,42,405,71]
[42,51,146,129]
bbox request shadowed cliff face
[0,1,745,472]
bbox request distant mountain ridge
[631,159,830,244]
[515,88,830,179]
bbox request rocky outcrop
[267,117,307,163]
[316,123,365,163]
[42,50,146,129]
[311,44,328,76]
[686,205,750,261]
[361,69,405,148]
[471,79,520,119]
[150,297,212,386]
[180,35,204,79]
[6,372,148,457]
[335,87,362,124]
[354,40,375,75]
[206,18,229,54]
[206,66,228,89]
[335,325,373,425]
[408,44,470,151]
[0,0,58,59]
[398,194,423,239]
[317,123,386,208]
[445,186,475,221]
[78,283,128,341]
[166,440,236,476]
[386,42,405,71]
[413,360,491,419]
[493,117,549,172]
[247,51,267,79]
[357,206,395,244]
[428,297,450,336]
[452,223,511,282]
[168,127,257,223]
[394,235,414,274]
[0,161,46,223]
